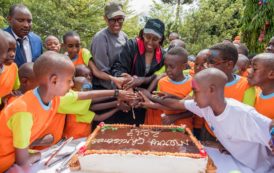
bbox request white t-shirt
[184,98,273,173]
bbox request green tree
[0,0,139,48]
[161,0,193,32]
[241,0,274,53]
[179,0,243,54]
[149,1,175,45]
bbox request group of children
[0,29,138,172]
[139,40,274,171]
[0,5,274,172]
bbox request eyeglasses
[108,18,124,24]
[207,58,228,66]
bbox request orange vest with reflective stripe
[72,48,89,66]
[63,114,91,139]
[0,89,60,172]
[255,92,274,119]
[158,76,193,129]
[0,63,18,98]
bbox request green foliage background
[0,0,141,49]
[241,0,274,54]
[1,0,273,54]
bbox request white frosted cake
[69,124,216,173]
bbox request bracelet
[114,89,119,98]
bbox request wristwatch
[114,89,119,98]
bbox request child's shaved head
[237,54,250,70]
[45,35,59,44]
[197,49,210,58]
[169,39,186,49]
[33,51,74,82]
[253,53,274,70]
[0,30,9,64]
[75,64,92,81]
[3,31,16,44]
[166,47,188,64]
[19,62,34,79]
[209,42,238,65]
[73,76,92,91]
[19,62,37,93]
[194,68,228,89]
[234,43,249,57]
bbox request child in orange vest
[248,53,274,120]
[64,76,126,139]
[192,49,210,139]
[0,51,136,172]
[0,31,20,109]
[157,47,193,129]
[203,42,256,140]
[140,68,273,172]
[63,31,91,66]
[44,35,61,52]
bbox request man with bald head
[4,4,43,67]
[141,68,273,172]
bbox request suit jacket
[4,26,43,67]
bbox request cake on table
[69,123,216,173]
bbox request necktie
[17,38,26,62]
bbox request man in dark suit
[4,4,43,67]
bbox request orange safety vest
[0,63,18,98]
[63,114,91,139]
[159,76,193,129]
[0,90,60,172]
[255,92,274,119]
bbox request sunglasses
[207,57,228,66]
[108,18,124,24]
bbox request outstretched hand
[137,90,155,108]
[152,91,180,99]
[117,89,139,102]
[110,76,130,89]
[121,74,144,90]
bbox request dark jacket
[4,26,43,67]
[111,37,165,78]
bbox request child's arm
[15,148,40,166]
[161,111,193,125]
[88,60,127,89]
[91,101,118,111]
[123,74,157,90]
[139,90,187,111]
[147,73,166,92]
[92,96,114,104]
[29,134,53,147]
[93,108,119,122]
[77,89,136,101]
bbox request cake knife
[44,137,73,167]
[132,107,136,119]
[55,142,85,173]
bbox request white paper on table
[37,139,86,173]
[205,147,253,173]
